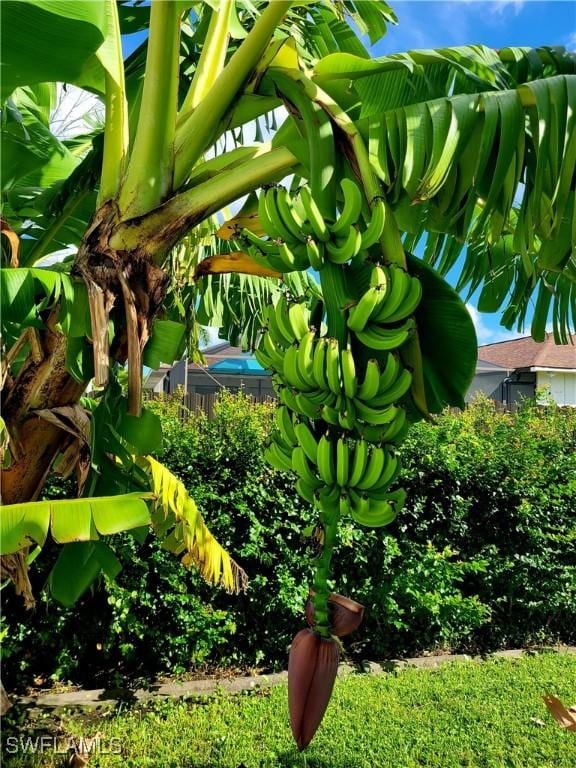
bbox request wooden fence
[144,389,525,421]
[143,390,277,420]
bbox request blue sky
[124,1,575,345]
[375,1,575,56]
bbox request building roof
[478,334,576,371]
[475,360,509,374]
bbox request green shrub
[2,392,575,689]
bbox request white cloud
[564,31,576,52]
[488,0,525,17]
[466,304,525,346]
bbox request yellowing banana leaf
[216,191,265,240]
[1,219,20,266]
[0,493,153,554]
[144,456,248,594]
[195,253,281,279]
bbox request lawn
[4,653,576,768]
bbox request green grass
[5,654,576,768]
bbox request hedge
[2,392,575,689]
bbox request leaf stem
[178,0,233,119]
[173,1,293,188]
[98,1,128,205]
[118,0,181,219]
[111,145,299,259]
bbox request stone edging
[16,646,576,711]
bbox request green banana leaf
[48,540,122,606]
[0,493,153,554]
[1,0,122,100]
[407,254,477,413]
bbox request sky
[77,2,576,346]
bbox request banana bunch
[242,186,328,273]
[322,180,387,265]
[254,177,426,532]
[264,403,406,528]
[347,261,422,351]
[241,180,390,275]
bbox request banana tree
[1,0,575,747]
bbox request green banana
[296,330,317,389]
[317,434,336,485]
[325,338,341,395]
[275,186,307,243]
[352,497,396,528]
[306,388,337,407]
[264,441,293,473]
[357,359,381,402]
[265,187,296,243]
[306,237,325,271]
[261,330,285,369]
[354,398,399,427]
[294,420,319,465]
[337,398,356,431]
[369,449,400,491]
[370,367,413,407]
[340,348,358,398]
[295,392,322,420]
[356,445,386,490]
[258,190,278,241]
[254,345,274,372]
[292,446,323,488]
[278,385,300,413]
[348,439,369,487]
[271,426,294,455]
[321,403,340,426]
[382,276,423,324]
[369,264,389,290]
[355,318,415,351]
[296,478,317,504]
[287,301,311,341]
[330,178,364,237]
[300,185,330,242]
[348,488,371,519]
[274,295,296,345]
[336,437,350,487]
[242,228,278,253]
[277,242,298,271]
[317,484,341,524]
[377,353,401,394]
[347,286,387,333]
[326,226,362,264]
[284,344,314,391]
[382,487,407,512]
[373,265,412,324]
[360,198,386,249]
[379,407,407,442]
[276,405,298,446]
[312,337,330,391]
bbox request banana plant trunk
[1,325,86,505]
[3,200,176,500]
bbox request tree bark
[1,322,87,505]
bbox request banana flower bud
[305,592,364,637]
[288,628,340,750]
